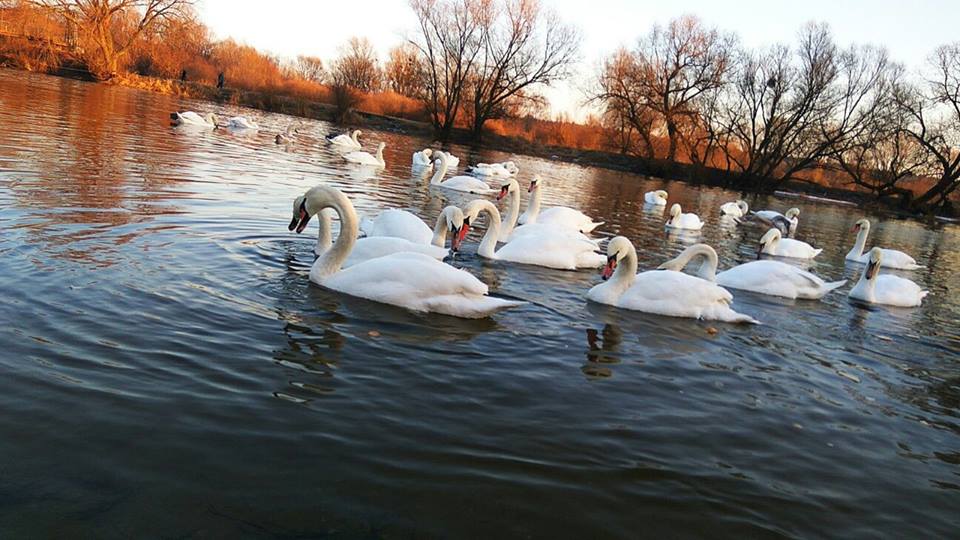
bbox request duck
[586,236,758,323]
[170,111,218,127]
[518,176,603,233]
[720,200,748,218]
[751,207,799,234]
[658,244,846,300]
[460,199,605,270]
[343,142,386,168]
[288,185,522,318]
[412,148,433,168]
[665,203,704,231]
[359,207,464,247]
[757,228,821,259]
[224,116,259,130]
[849,248,928,307]
[845,218,922,270]
[644,190,668,205]
[430,152,497,194]
[496,178,598,244]
[326,129,362,149]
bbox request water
[0,69,958,538]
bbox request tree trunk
[666,119,678,162]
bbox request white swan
[327,129,362,149]
[344,142,386,168]
[289,185,522,318]
[359,207,464,247]
[758,228,821,259]
[659,244,846,300]
[752,207,799,234]
[412,148,433,168]
[430,152,497,194]
[517,176,603,233]
[495,179,597,244]
[310,208,451,267]
[665,203,704,231]
[461,199,605,270]
[435,151,460,167]
[275,124,300,144]
[845,218,922,270]
[849,248,928,307]
[644,190,668,205]
[720,200,748,218]
[170,111,218,127]
[587,237,758,323]
[470,161,518,177]
[224,116,259,130]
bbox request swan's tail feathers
[358,215,374,238]
[581,221,604,234]
[708,307,760,324]
[822,280,847,295]
[812,248,823,258]
[920,290,930,300]
[907,263,925,270]
[425,295,525,318]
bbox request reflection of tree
[582,324,622,378]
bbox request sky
[198,0,959,120]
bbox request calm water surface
[1,70,958,538]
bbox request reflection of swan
[326,129,362,149]
[660,244,846,300]
[518,176,603,233]
[170,111,217,127]
[412,148,433,167]
[720,200,748,218]
[497,179,597,245]
[289,185,523,318]
[430,152,496,194]
[751,207,799,234]
[846,218,922,269]
[359,207,464,247]
[225,116,259,130]
[461,199,605,270]
[665,203,704,230]
[758,228,821,259]
[644,190,668,205]
[587,236,758,323]
[344,142,386,168]
[849,248,927,307]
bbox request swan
[659,244,846,300]
[430,152,497,194]
[758,228,821,259]
[359,207,464,246]
[275,124,301,144]
[460,199,605,270]
[665,204,704,231]
[170,111,218,127]
[495,179,598,244]
[224,116,259,130]
[412,148,433,168]
[587,237,758,323]
[720,200,748,218]
[518,176,603,233]
[343,142,386,168]
[849,248,928,307]
[470,161,518,177]
[435,151,460,167]
[845,218,922,270]
[644,190,668,205]
[751,207,799,234]
[288,185,522,318]
[310,208,452,267]
[327,129,362,149]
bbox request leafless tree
[384,43,424,97]
[465,0,580,138]
[331,36,380,92]
[30,0,194,80]
[591,48,658,158]
[293,55,325,83]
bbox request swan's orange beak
[455,219,471,249]
[497,185,509,201]
[528,181,538,193]
[601,255,617,280]
[291,200,310,233]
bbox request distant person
[180,69,187,82]
[217,72,225,90]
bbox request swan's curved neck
[500,188,520,240]
[609,243,639,292]
[430,159,449,185]
[471,200,501,258]
[316,208,334,253]
[525,185,542,224]
[850,225,869,257]
[351,131,359,143]
[307,188,358,280]
[431,210,450,248]
[664,245,718,281]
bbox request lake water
[0,69,958,538]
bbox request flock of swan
[170,112,930,321]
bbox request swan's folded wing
[619,271,734,315]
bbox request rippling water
[1,70,958,538]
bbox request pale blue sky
[198,0,957,118]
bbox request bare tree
[591,48,658,158]
[294,55,325,83]
[466,0,580,138]
[384,43,424,97]
[331,36,380,92]
[31,0,193,80]
[408,0,487,139]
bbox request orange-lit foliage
[358,90,428,122]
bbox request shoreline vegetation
[1,1,957,219]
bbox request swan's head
[497,178,519,201]
[785,207,800,219]
[206,113,219,127]
[669,203,682,217]
[442,206,466,251]
[377,142,386,151]
[423,148,433,157]
[757,228,781,258]
[656,190,668,202]
[458,200,488,246]
[602,236,633,280]
[737,200,749,213]
[354,130,362,138]
[865,247,883,280]
[275,133,285,144]
[289,194,311,233]
[528,176,542,193]
[852,218,870,233]
[504,161,518,173]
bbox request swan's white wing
[364,209,433,244]
[495,234,602,270]
[616,271,757,323]
[538,207,602,233]
[509,223,598,246]
[438,176,495,193]
[717,260,828,299]
[343,237,448,268]
[873,274,928,307]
